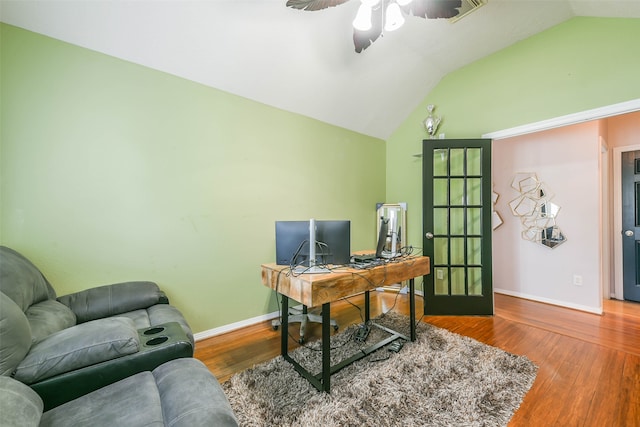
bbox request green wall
[0,23,385,333]
[386,17,640,250]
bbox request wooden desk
[261,255,430,392]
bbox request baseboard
[195,288,426,342]
[494,288,603,315]
[194,311,281,342]
[197,288,601,342]
[194,303,310,342]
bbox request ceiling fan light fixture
[353,4,373,31]
[286,0,461,53]
[384,2,405,32]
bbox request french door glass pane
[451,267,465,295]
[467,208,481,235]
[467,148,482,175]
[433,149,448,177]
[434,238,448,264]
[434,208,448,235]
[435,267,449,295]
[434,179,448,205]
[450,149,465,175]
[450,178,465,205]
[467,178,481,205]
[468,267,482,295]
[467,237,482,265]
[451,237,465,265]
[450,208,464,235]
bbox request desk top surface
[261,255,430,307]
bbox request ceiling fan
[286,0,463,52]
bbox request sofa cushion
[39,359,238,427]
[39,370,164,427]
[25,300,76,344]
[0,246,57,312]
[14,317,140,384]
[0,376,43,427]
[0,292,32,376]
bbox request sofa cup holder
[138,322,191,351]
[143,326,166,335]
[145,336,169,346]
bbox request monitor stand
[293,218,330,274]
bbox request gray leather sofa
[0,358,239,426]
[0,246,196,409]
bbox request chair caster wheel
[298,337,305,344]
[273,325,279,331]
[333,325,339,331]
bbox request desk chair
[272,305,338,344]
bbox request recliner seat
[0,358,239,427]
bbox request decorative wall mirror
[509,173,566,249]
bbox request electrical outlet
[573,275,583,286]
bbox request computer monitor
[275,219,351,268]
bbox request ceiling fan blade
[286,0,352,11]
[353,17,383,53]
[407,0,462,19]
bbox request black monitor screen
[275,220,350,267]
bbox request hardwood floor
[195,292,640,426]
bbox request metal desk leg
[364,290,370,322]
[322,302,331,392]
[281,294,289,356]
[409,277,416,341]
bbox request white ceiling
[2,0,640,139]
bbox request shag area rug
[222,312,537,426]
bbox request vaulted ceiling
[2,0,639,139]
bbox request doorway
[485,102,640,313]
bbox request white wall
[492,121,602,313]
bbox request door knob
[624,230,634,237]
[425,232,434,240]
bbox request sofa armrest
[0,376,43,427]
[14,317,139,384]
[57,281,168,323]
